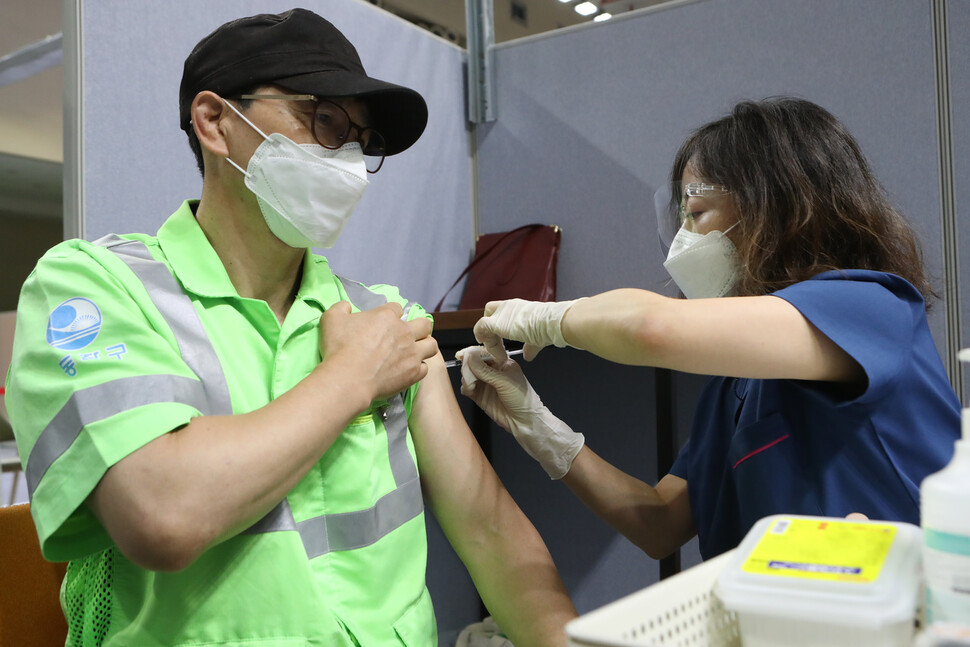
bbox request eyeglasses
[238,94,387,173]
[653,181,732,252]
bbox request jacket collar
[157,200,340,309]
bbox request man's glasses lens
[313,100,386,173]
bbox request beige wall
[0,214,62,312]
[1,310,15,434]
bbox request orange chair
[0,401,24,506]
[0,503,68,646]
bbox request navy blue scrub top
[670,270,960,560]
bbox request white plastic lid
[715,514,922,628]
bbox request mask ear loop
[222,99,270,178]
[224,156,249,177]
[223,99,270,139]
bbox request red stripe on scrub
[732,434,791,470]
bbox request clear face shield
[653,181,732,253]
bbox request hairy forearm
[453,493,577,647]
[421,443,578,644]
[89,359,373,570]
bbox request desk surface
[432,309,485,331]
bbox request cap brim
[276,71,428,156]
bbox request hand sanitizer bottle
[921,348,970,625]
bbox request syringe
[444,348,525,369]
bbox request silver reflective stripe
[246,280,424,555]
[334,273,418,484]
[243,498,296,535]
[336,275,418,320]
[298,477,423,558]
[243,393,421,556]
[95,235,233,416]
[336,275,387,310]
[26,374,209,496]
[381,397,419,486]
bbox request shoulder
[772,270,924,335]
[773,271,933,404]
[17,234,168,346]
[31,233,159,277]
[775,270,923,307]
[316,261,431,323]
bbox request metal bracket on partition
[931,0,962,399]
[63,0,84,241]
[465,0,496,123]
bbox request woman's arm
[456,347,695,559]
[563,447,695,559]
[560,290,863,383]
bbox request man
[6,9,576,646]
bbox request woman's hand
[456,346,584,479]
[473,299,585,362]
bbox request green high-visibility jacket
[7,201,437,646]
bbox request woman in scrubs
[457,97,961,560]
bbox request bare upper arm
[654,295,864,385]
[408,352,505,526]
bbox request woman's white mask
[662,223,741,298]
[223,100,369,249]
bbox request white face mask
[662,223,741,298]
[223,100,369,249]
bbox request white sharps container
[920,348,970,626]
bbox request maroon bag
[433,224,561,312]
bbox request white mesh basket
[566,551,740,647]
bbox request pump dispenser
[921,348,970,626]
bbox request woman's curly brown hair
[666,97,935,305]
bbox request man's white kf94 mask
[662,223,741,299]
[223,100,369,249]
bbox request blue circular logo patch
[46,297,102,350]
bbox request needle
[445,348,525,369]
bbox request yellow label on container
[742,518,897,583]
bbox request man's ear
[190,91,230,158]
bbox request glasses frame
[654,181,733,252]
[237,93,386,173]
[678,182,732,227]
[683,182,731,198]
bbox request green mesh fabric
[64,549,114,647]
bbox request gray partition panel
[476,0,946,612]
[69,0,471,310]
[950,0,970,402]
[480,0,944,338]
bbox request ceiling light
[593,12,612,21]
[574,2,598,16]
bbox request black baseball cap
[179,8,428,155]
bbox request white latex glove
[455,346,584,479]
[473,298,585,362]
